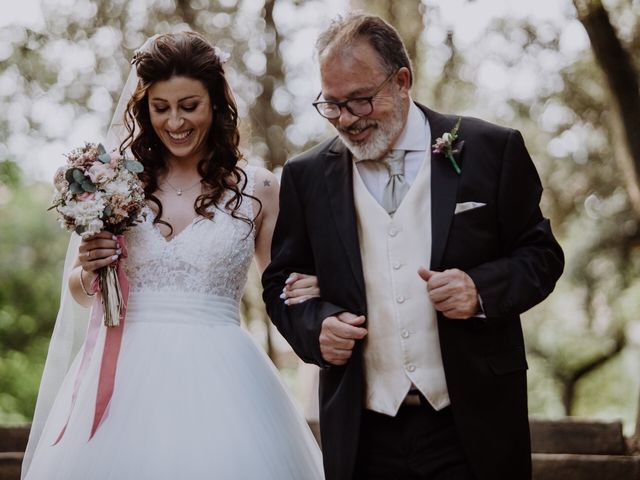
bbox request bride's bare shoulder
[240,165,278,216]
[234,164,276,194]
[250,166,278,190]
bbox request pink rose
[109,151,122,167]
[77,192,95,201]
[88,163,116,184]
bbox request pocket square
[454,201,486,214]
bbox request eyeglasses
[312,70,397,120]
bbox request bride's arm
[252,167,280,275]
[253,167,321,304]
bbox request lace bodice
[124,167,256,302]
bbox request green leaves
[97,144,112,165]
[125,159,143,173]
[64,167,96,194]
[81,180,97,192]
[65,168,79,184]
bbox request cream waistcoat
[353,155,450,416]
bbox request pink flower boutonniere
[432,118,463,175]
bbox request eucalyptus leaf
[81,180,96,192]
[64,169,75,184]
[75,224,86,235]
[98,153,112,164]
[97,143,107,155]
[103,206,112,217]
[125,159,144,173]
[72,169,85,183]
[69,183,83,193]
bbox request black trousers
[353,398,477,480]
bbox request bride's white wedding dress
[24,167,324,480]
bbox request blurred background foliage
[1,0,639,440]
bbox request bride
[22,31,324,479]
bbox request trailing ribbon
[53,235,129,444]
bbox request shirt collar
[393,100,428,152]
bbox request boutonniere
[432,118,463,175]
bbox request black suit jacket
[262,105,564,480]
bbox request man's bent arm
[467,129,564,318]
[262,161,343,367]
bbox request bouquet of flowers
[50,142,146,326]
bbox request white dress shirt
[354,101,430,204]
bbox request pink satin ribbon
[53,235,129,444]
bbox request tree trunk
[175,0,197,27]
[573,0,640,217]
[349,0,423,66]
[250,0,291,168]
[573,0,640,447]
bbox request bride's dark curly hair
[121,31,258,234]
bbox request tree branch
[573,0,640,216]
[563,334,625,415]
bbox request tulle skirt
[24,292,324,480]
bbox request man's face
[318,40,410,160]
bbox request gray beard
[337,103,406,161]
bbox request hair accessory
[131,33,162,65]
[213,46,230,64]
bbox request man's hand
[319,312,367,366]
[418,267,479,319]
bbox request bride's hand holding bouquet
[50,142,145,327]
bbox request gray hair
[316,13,413,86]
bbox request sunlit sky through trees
[3,0,589,181]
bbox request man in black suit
[262,13,563,480]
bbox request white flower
[104,179,132,196]
[58,197,106,227]
[213,46,230,64]
[442,132,452,143]
[85,218,104,236]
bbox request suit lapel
[421,105,462,270]
[320,105,462,289]
[323,140,366,298]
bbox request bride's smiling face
[148,75,213,164]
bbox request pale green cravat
[381,149,410,215]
